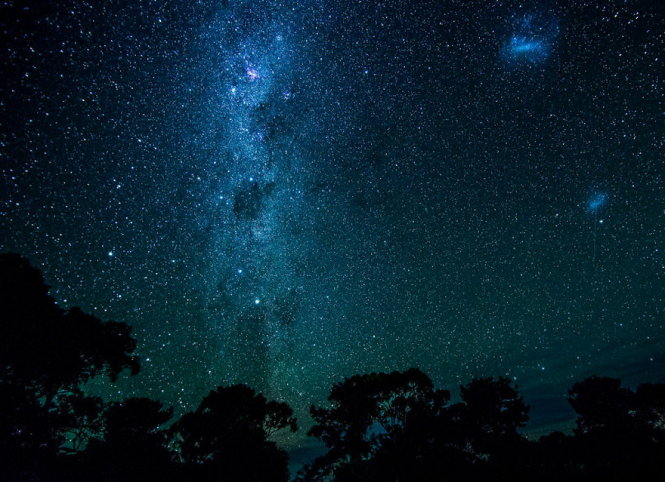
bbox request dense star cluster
[1,0,662,455]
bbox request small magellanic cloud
[587,192,608,213]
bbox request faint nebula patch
[501,13,559,65]
[587,193,608,213]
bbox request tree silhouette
[301,368,450,481]
[3,252,665,481]
[0,253,140,479]
[171,384,297,482]
[450,377,529,470]
[564,376,665,480]
[80,398,175,482]
[301,371,531,482]
[0,254,139,394]
[568,376,633,433]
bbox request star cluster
[1,0,663,450]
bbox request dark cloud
[232,181,275,221]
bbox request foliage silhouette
[80,398,174,481]
[302,368,450,481]
[0,253,139,479]
[301,371,665,482]
[0,254,140,395]
[171,384,297,482]
[0,253,300,481]
[562,376,665,480]
[2,253,665,481]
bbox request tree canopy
[0,253,140,474]
[172,384,297,482]
[300,371,665,482]
[2,253,665,481]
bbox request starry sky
[1,0,663,451]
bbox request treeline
[1,253,664,481]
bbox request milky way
[194,7,320,408]
[1,0,663,454]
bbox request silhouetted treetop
[569,375,665,436]
[171,384,296,482]
[102,397,173,444]
[569,376,632,433]
[635,383,665,429]
[304,368,451,480]
[3,253,665,481]
[456,376,529,436]
[0,253,140,397]
[0,253,142,480]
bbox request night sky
[1,0,663,452]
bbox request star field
[1,0,663,450]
